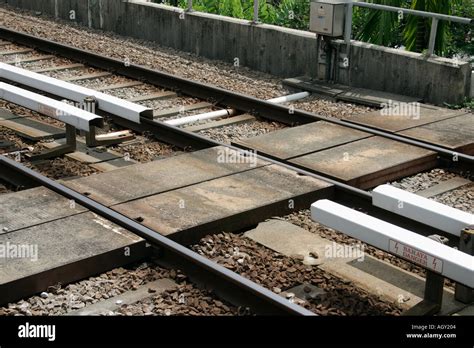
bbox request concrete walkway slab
[64,146,268,206]
[283,77,422,107]
[67,278,176,316]
[0,186,87,234]
[336,88,421,107]
[244,219,324,257]
[245,219,465,314]
[0,212,149,305]
[89,157,138,172]
[399,113,474,154]
[290,136,437,189]
[417,177,472,198]
[346,104,467,132]
[283,76,350,97]
[112,165,333,244]
[233,121,371,159]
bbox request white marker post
[311,199,474,314]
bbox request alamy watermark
[0,242,38,262]
[325,241,365,262]
[18,323,55,342]
[54,98,96,117]
[380,100,421,119]
[217,147,257,167]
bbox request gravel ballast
[192,233,401,316]
[0,261,238,316]
[1,127,99,179]
[197,119,286,144]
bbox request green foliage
[273,0,310,30]
[403,0,454,56]
[173,0,310,29]
[447,0,474,59]
[354,0,406,48]
[443,97,474,111]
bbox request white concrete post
[253,0,259,23]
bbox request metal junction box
[310,0,348,37]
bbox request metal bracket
[85,126,134,147]
[26,124,76,161]
[455,226,474,304]
[403,234,448,316]
[82,96,134,147]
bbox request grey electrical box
[310,0,348,37]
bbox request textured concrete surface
[233,121,371,160]
[399,113,474,154]
[347,105,468,133]
[63,146,268,206]
[0,212,149,305]
[290,136,437,189]
[113,164,333,243]
[0,186,87,234]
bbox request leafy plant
[403,0,455,56]
[443,97,474,111]
[354,0,406,48]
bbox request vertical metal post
[455,226,474,303]
[427,17,439,56]
[404,271,444,316]
[65,124,77,149]
[253,0,259,24]
[404,234,447,316]
[187,0,193,12]
[344,1,353,45]
[422,271,445,312]
[54,0,59,19]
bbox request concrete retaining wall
[3,0,471,104]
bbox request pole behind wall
[253,0,259,23]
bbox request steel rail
[0,154,314,316]
[0,27,472,164]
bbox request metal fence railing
[347,1,473,56]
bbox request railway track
[0,27,473,162]
[0,28,473,316]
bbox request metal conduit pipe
[165,108,237,127]
[165,92,310,127]
[266,91,311,104]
